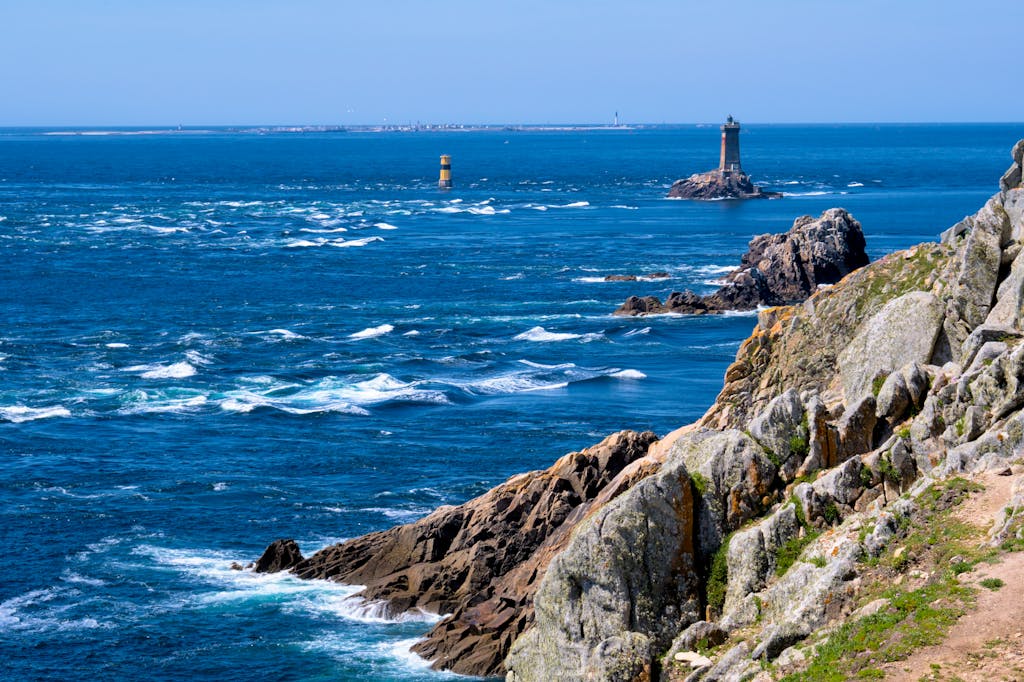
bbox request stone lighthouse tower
[719,115,741,176]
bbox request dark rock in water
[282,430,660,677]
[614,208,868,316]
[253,538,304,573]
[603,272,670,282]
[668,169,780,200]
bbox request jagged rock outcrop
[253,538,304,573]
[999,138,1023,192]
[615,209,868,316]
[667,169,780,200]
[505,428,785,680]
[255,429,659,677]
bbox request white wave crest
[0,405,71,423]
[349,324,394,340]
[611,369,646,380]
[518,359,576,370]
[374,222,398,230]
[330,236,384,248]
[0,587,109,633]
[118,390,208,415]
[221,373,447,414]
[303,594,442,624]
[466,374,570,395]
[137,362,197,379]
[694,265,734,276]
[299,227,348,234]
[249,328,306,341]
[513,326,581,342]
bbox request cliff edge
[255,139,1024,681]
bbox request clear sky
[2,0,1021,126]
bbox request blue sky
[2,0,1021,126]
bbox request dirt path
[883,472,1024,682]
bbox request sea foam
[513,326,581,342]
[0,405,72,423]
[349,324,394,340]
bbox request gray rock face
[504,449,701,681]
[873,362,931,426]
[723,505,800,615]
[940,197,1007,354]
[1000,141,1023,192]
[838,291,945,404]
[616,209,868,316]
[875,370,910,421]
[797,396,838,475]
[668,621,728,654]
[837,395,878,461]
[986,237,1024,329]
[747,389,807,481]
[672,430,780,552]
[1004,189,1024,243]
[505,429,780,681]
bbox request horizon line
[2,121,1023,131]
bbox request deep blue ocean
[0,124,1019,680]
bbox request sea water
[0,124,1018,680]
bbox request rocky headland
[255,139,1024,681]
[615,208,869,316]
[667,169,781,200]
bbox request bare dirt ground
[883,471,1024,682]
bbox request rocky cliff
[504,139,1024,680]
[256,140,1024,681]
[615,209,868,316]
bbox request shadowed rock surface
[615,208,868,316]
[253,539,304,573]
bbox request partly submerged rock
[615,209,868,316]
[253,539,304,573]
